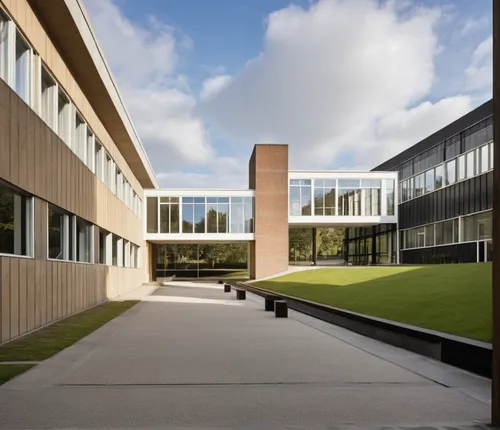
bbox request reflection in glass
[480,145,489,174]
[338,189,361,216]
[194,201,205,233]
[289,181,311,216]
[182,203,194,233]
[313,179,336,216]
[435,165,443,190]
[414,174,424,197]
[48,205,65,259]
[458,155,466,180]
[425,169,434,193]
[466,151,475,178]
[385,180,395,216]
[445,160,456,185]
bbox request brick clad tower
[248,144,289,279]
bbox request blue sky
[84,0,492,188]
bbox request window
[480,144,489,174]
[458,155,466,181]
[159,197,180,233]
[385,180,395,216]
[48,204,71,260]
[416,227,425,248]
[74,114,86,161]
[41,68,56,129]
[98,229,107,264]
[15,32,31,104]
[95,141,103,180]
[462,212,492,242]
[0,12,9,81]
[104,153,112,188]
[87,131,94,171]
[313,179,336,216]
[401,180,407,202]
[425,169,434,193]
[116,170,123,200]
[466,151,475,179]
[490,142,494,170]
[76,218,91,263]
[58,90,70,144]
[445,160,456,185]
[112,235,118,266]
[435,220,454,246]
[425,224,434,247]
[109,160,116,194]
[0,182,32,256]
[434,165,443,190]
[146,197,158,233]
[414,174,424,197]
[289,180,312,216]
[206,197,229,233]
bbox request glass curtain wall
[147,196,254,235]
[155,243,248,278]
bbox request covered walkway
[0,282,490,428]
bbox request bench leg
[265,298,275,311]
[236,290,246,300]
[224,284,231,293]
[274,301,288,318]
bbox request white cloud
[84,0,212,170]
[85,0,488,188]
[199,0,477,171]
[459,17,490,38]
[156,157,247,189]
[200,75,233,101]
[465,36,492,92]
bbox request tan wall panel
[1,258,9,342]
[9,258,19,338]
[17,101,28,191]
[18,258,27,334]
[46,262,53,324]
[26,259,35,331]
[9,92,18,185]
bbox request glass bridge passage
[288,171,398,227]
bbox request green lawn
[253,264,492,342]
[0,301,138,362]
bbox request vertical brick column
[248,144,289,280]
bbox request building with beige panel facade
[0,0,158,344]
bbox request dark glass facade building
[345,99,493,265]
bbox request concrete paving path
[0,281,491,429]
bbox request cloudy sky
[83,0,492,188]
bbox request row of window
[401,210,492,250]
[0,181,140,267]
[146,196,254,234]
[289,179,395,217]
[397,116,493,180]
[0,9,142,218]
[399,141,493,203]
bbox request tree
[317,228,345,256]
[289,228,312,261]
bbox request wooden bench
[274,300,288,318]
[233,286,246,300]
[223,283,231,293]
